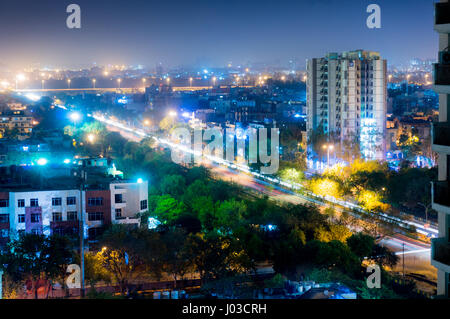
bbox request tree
[347,233,375,260]
[159,115,176,132]
[159,229,193,287]
[160,174,187,198]
[0,234,74,299]
[98,225,153,294]
[153,195,187,225]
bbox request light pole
[79,169,87,298]
[142,78,146,91]
[212,76,216,88]
[92,78,96,89]
[189,77,193,87]
[41,79,45,90]
[0,270,3,299]
[322,144,334,168]
[117,78,121,89]
[67,79,71,89]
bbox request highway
[40,95,437,284]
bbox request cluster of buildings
[0,160,148,248]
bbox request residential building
[306,50,387,163]
[0,110,34,140]
[431,0,450,298]
[0,179,148,245]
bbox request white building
[0,179,148,243]
[431,0,450,298]
[306,50,387,162]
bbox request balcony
[432,181,450,213]
[431,237,450,273]
[435,2,450,33]
[432,122,450,152]
[434,63,450,92]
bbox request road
[41,97,437,287]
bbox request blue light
[137,178,143,184]
[37,158,48,166]
[63,159,71,164]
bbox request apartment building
[306,50,387,163]
[0,110,34,140]
[431,0,450,298]
[0,179,148,245]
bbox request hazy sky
[0,0,439,69]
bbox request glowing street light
[37,158,48,166]
[15,74,26,90]
[322,144,334,168]
[212,76,217,87]
[189,77,193,87]
[117,78,121,89]
[168,110,177,117]
[69,112,81,122]
[143,119,151,126]
[87,133,96,143]
[92,78,96,89]
[137,178,143,184]
[67,78,71,89]
[166,77,170,84]
[281,75,286,81]
[41,79,45,90]
[142,77,146,90]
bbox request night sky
[0,0,439,69]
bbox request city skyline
[0,0,439,70]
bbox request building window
[30,213,40,223]
[115,208,123,219]
[0,214,9,223]
[0,229,8,238]
[0,199,9,207]
[88,197,103,206]
[18,199,25,207]
[52,197,62,206]
[31,229,40,235]
[53,228,65,236]
[67,211,78,221]
[115,194,123,204]
[30,198,39,207]
[18,214,25,223]
[67,196,76,205]
[52,212,63,222]
[140,200,148,210]
[88,212,104,221]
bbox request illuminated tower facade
[306,50,387,164]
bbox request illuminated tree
[310,178,342,198]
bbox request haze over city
[0,0,438,69]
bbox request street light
[67,78,71,89]
[70,112,81,122]
[142,77,146,90]
[168,110,177,117]
[37,158,48,166]
[117,78,121,89]
[189,77,193,87]
[166,77,170,84]
[41,79,45,90]
[212,76,217,87]
[87,133,96,143]
[92,78,96,89]
[322,144,334,168]
[15,74,26,90]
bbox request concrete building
[0,110,34,140]
[0,179,148,245]
[306,50,387,162]
[431,0,450,298]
